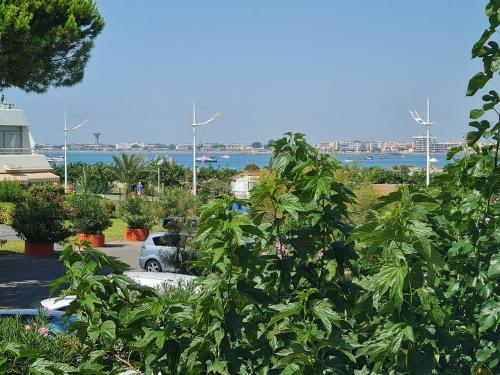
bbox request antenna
[409,97,435,187]
[188,101,221,195]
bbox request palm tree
[109,154,147,194]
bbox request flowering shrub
[66,193,112,234]
[12,184,71,243]
[0,313,81,373]
[117,195,153,229]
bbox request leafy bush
[156,187,199,219]
[367,165,426,185]
[99,198,116,218]
[67,193,112,234]
[0,202,15,225]
[0,313,82,373]
[117,195,153,229]
[12,184,70,243]
[0,180,22,202]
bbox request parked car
[139,231,187,272]
[40,295,76,311]
[0,309,78,335]
[124,271,197,289]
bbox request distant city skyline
[3,1,485,145]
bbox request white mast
[410,97,435,187]
[60,112,87,193]
[188,101,220,195]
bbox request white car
[40,295,76,311]
[41,272,197,311]
[123,271,197,289]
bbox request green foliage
[244,162,260,170]
[117,195,153,229]
[0,202,15,225]
[0,313,82,374]
[351,3,500,372]
[364,165,426,185]
[52,162,114,193]
[109,153,148,193]
[99,198,116,218]
[0,180,22,202]
[156,186,200,218]
[67,193,112,234]
[0,0,104,93]
[12,184,70,243]
[77,164,113,193]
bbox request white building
[412,135,463,153]
[0,102,59,184]
[231,171,263,199]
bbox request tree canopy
[0,0,104,93]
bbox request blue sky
[5,1,487,145]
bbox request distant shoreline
[38,149,451,155]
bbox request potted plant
[117,195,152,241]
[12,184,70,256]
[67,193,112,247]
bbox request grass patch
[104,218,164,242]
[0,240,25,255]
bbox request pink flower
[38,327,49,336]
[275,242,291,260]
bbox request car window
[152,233,186,247]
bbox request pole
[157,165,161,193]
[192,101,197,196]
[426,97,430,187]
[64,111,68,193]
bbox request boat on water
[379,155,389,159]
[196,155,217,163]
[343,159,354,163]
[47,156,64,164]
[364,155,374,160]
[221,154,231,159]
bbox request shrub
[0,202,15,225]
[99,198,116,218]
[12,184,70,243]
[117,195,153,229]
[67,193,112,234]
[0,180,22,202]
[0,312,81,373]
[156,187,199,219]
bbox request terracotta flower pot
[77,233,105,248]
[124,228,149,241]
[25,242,54,256]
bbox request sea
[42,151,455,170]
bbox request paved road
[0,241,142,309]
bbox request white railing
[0,147,32,155]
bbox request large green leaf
[311,299,342,335]
[467,72,491,96]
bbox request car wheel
[145,259,162,272]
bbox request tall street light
[188,101,220,196]
[410,97,435,187]
[59,112,87,193]
[157,158,165,193]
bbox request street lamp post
[157,158,165,193]
[60,112,87,193]
[188,101,220,196]
[410,97,435,187]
